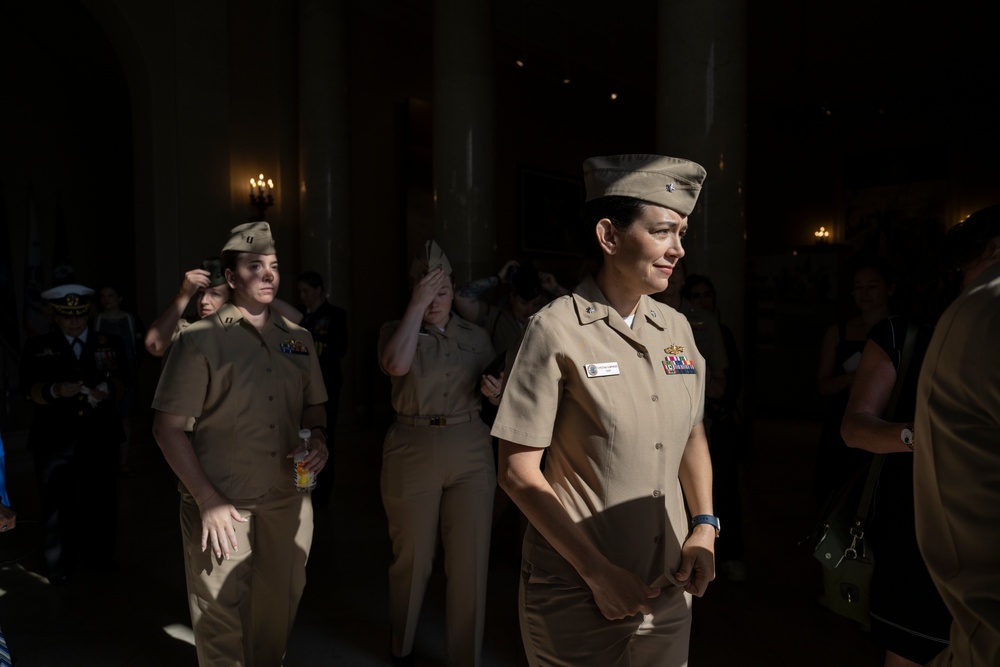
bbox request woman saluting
[493,154,717,667]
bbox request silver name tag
[585,362,620,378]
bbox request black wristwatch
[690,514,721,537]
[307,425,329,440]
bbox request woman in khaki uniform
[378,241,496,667]
[493,155,717,667]
[152,222,329,667]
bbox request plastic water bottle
[293,428,317,492]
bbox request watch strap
[690,514,720,536]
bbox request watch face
[901,428,914,445]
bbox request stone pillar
[298,0,350,306]
[656,0,747,347]
[432,0,496,285]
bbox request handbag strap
[851,321,919,535]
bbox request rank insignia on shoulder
[280,339,310,355]
[662,355,696,376]
[664,344,685,355]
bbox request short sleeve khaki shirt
[492,275,706,585]
[152,303,328,498]
[378,314,494,417]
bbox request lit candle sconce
[814,226,831,244]
[249,173,274,221]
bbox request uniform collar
[572,275,669,333]
[63,328,89,346]
[421,313,472,337]
[215,302,291,332]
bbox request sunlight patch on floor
[163,624,196,646]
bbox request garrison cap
[201,256,228,288]
[583,154,707,217]
[409,240,452,285]
[222,221,277,255]
[42,283,94,316]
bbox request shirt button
[261,341,266,347]
[269,424,275,429]
[269,396,274,401]
[266,368,272,373]
[652,489,661,497]
[651,395,658,402]
[655,442,663,450]
[270,451,277,457]
[653,535,662,544]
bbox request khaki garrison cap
[409,240,453,285]
[42,284,94,316]
[201,257,228,287]
[222,221,277,255]
[583,154,707,217]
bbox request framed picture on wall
[519,167,584,255]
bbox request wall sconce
[249,173,274,221]
[814,226,830,244]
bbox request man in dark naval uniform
[20,283,129,582]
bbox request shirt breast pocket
[458,340,490,374]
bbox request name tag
[585,362,620,378]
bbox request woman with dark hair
[838,216,1000,666]
[377,241,496,667]
[813,256,895,507]
[493,155,716,666]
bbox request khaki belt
[395,410,479,428]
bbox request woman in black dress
[841,314,951,666]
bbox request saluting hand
[411,267,445,310]
[585,562,661,620]
[198,493,247,561]
[181,268,212,298]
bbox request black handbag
[810,322,917,628]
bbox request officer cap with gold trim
[201,256,228,288]
[583,154,707,217]
[409,240,453,285]
[42,283,94,316]
[222,221,277,255]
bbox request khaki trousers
[519,559,692,667]
[180,485,313,667]
[381,419,495,667]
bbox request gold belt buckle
[429,416,446,427]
